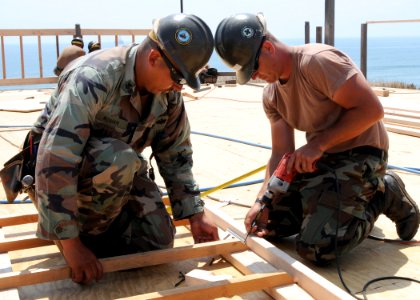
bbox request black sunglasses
[157,47,187,85]
[253,37,266,72]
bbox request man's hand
[244,202,269,237]
[60,237,103,285]
[189,211,219,243]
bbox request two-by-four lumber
[0,229,19,300]
[384,115,420,129]
[122,272,293,300]
[385,124,420,138]
[204,205,354,300]
[0,235,53,253]
[223,250,313,299]
[0,214,38,227]
[0,239,247,290]
[0,212,189,229]
[384,108,420,120]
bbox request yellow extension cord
[164,164,267,211]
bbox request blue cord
[0,130,418,205]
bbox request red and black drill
[245,153,328,242]
[245,153,296,241]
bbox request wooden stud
[0,236,53,253]
[223,250,313,299]
[0,211,188,229]
[0,240,247,290]
[124,272,293,300]
[204,205,353,300]
[0,213,38,227]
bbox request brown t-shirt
[263,44,389,153]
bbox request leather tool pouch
[0,132,39,202]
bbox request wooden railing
[0,25,149,86]
[360,19,420,79]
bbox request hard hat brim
[185,74,201,90]
[236,62,254,85]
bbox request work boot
[383,171,419,240]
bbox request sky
[1,0,420,40]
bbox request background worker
[24,13,218,284]
[215,13,419,265]
[53,36,86,76]
[88,41,101,53]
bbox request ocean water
[1,36,419,89]
[210,36,420,87]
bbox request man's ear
[148,48,161,66]
[262,40,275,54]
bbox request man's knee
[129,213,176,252]
[295,238,336,265]
[295,217,368,265]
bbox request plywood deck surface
[0,85,419,299]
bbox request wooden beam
[0,214,38,227]
[372,87,390,97]
[0,239,247,290]
[0,229,19,299]
[385,124,420,138]
[0,236,53,252]
[0,212,189,228]
[204,205,353,300]
[367,19,420,24]
[125,272,293,300]
[384,108,420,119]
[223,250,313,299]
[384,115,420,129]
[324,0,335,46]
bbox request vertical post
[55,35,60,58]
[324,0,335,46]
[361,23,368,78]
[75,24,81,38]
[38,35,43,78]
[19,35,25,78]
[316,27,323,43]
[180,0,183,13]
[1,35,6,79]
[305,21,310,44]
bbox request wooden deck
[0,83,419,299]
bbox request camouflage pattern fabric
[265,150,387,264]
[33,44,203,243]
[76,137,175,257]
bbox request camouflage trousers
[77,137,175,258]
[266,147,387,264]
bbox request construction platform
[0,83,419,299]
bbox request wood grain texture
[124,272,293,300]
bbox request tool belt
[0,131,40,202]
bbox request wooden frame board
[0,204,352,299]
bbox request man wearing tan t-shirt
[215,13,419,265]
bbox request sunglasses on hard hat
[157,47,187,85]
[253,36,266,72]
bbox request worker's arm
[189,211,219,243]
[35,67,105,283]
[244,118,294,236]
[291,74,384,174]
[60,238,103,284]
[152,92,218,242]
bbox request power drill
[245,153,296,241]
[261,152,296,205]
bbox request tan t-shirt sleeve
[301,49,359,99]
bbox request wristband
[255,198,265,204]
[255,197,272,209]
